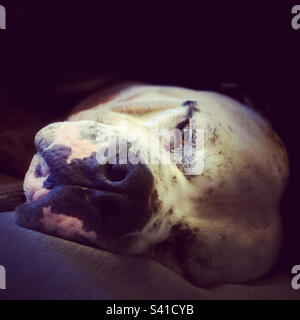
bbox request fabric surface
[0,212,298,300]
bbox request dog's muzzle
[16,121,154,236]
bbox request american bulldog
[15,83,289,286]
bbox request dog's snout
[33,121,154,235]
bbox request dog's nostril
[87,163,154,235]
[103,164,128,182]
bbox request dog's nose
[87,161,154,235]
[34,123,154,235]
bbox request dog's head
[15,84,289,285]
[16,96,209,254]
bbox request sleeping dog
[16,83,289,286]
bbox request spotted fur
[16,83,289,286]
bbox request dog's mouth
[18,182,146,235]
[16,184,139,253]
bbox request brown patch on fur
[150,190,162,215]
[167,208,174,215]
[172,223,197,245]
[202,174,213,181]
[113,106,158,116]
[185,175,196,181]
[148,219,162,232]
[210,128,219,144]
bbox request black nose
[39,144,154,235]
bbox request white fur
[25,83,288,285]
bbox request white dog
[16,83,289,286]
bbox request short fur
[16,83,289,286]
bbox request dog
[15,83,289,286]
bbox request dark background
[0,1,299,274]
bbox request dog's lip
[17,184,135,239]
[25,182,122,205]
[26,183,87,203]
[20,185,91,216]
